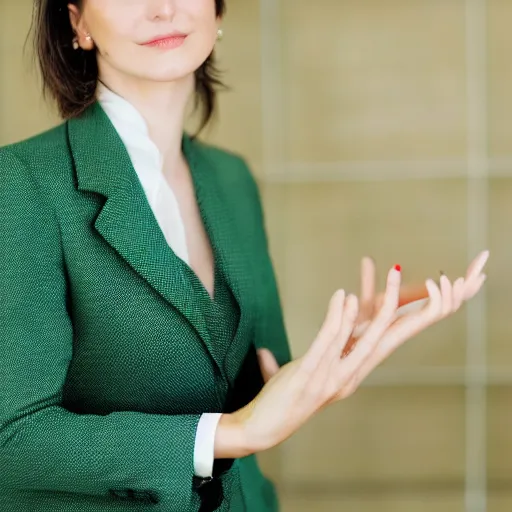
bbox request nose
[147,0,176,21]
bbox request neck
[98,70,195,169]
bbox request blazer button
[193,476,214,489]
[193,477,224,511]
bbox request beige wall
[2,1,511,511]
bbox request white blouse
[97,83,222,479]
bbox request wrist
[214,412,252,459]
[214,406,274,459]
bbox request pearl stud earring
[216,28,223,41]
[72,37,79,50]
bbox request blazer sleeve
[241,159,292,367]
[0,148,200,509]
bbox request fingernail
[394,264,401,272]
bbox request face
[68,0,220,84]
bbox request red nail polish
[394,264,401,272]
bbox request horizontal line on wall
[361,366,512,388]
[277,478,512,497]
[269,160,468,182]
[261,159,512,182]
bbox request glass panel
[487,178,512,368]
[280,386,465,484]
[488,495,512,512]
[488,0,512,158]
[280,494,464,512]
[199,0,264,174]
[280,0,467,163]
[488,386,512,482]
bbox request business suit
[0,102,291,511]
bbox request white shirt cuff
[193,413,223,478]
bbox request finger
[358,257,376,322]
[422,278,444,319]
[372,281,430,318]
[360,257,376,303]
[325,294,358,368]
[352,320,370,338]
[257,348,280,383]
[351,278,444,383]
[465,250,490,281]
[439,274,454,317]
[452,277,465,312]
[463,250,489,301]
[378,278,443,351]
[342,266,401,371]
[373,293,384,313]
[336,294,359,355]
[304,289,346,370]
[464,273,487,301]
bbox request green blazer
[0,103,291,511]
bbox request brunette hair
[30,0,226,132]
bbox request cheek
[177,0,218,15]
[86,2,140,49]
[178,0,218,30]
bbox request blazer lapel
[66,103,222,369]
[183,135,257,383]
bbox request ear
[68,3,82,35]
[68,3,94,50]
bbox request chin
[141,54,210,83]
[145,67,197,83]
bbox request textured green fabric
[0,102,291,511]
[198,265,240,365]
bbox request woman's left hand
[257,251,489,382]
[331,250,488,398]
[354,256,434,336]
[256,257,432,382]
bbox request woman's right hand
[214,252,489,459]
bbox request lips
[141,34,187,48]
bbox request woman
[0,1,488,511]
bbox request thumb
[257,348,280,383]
